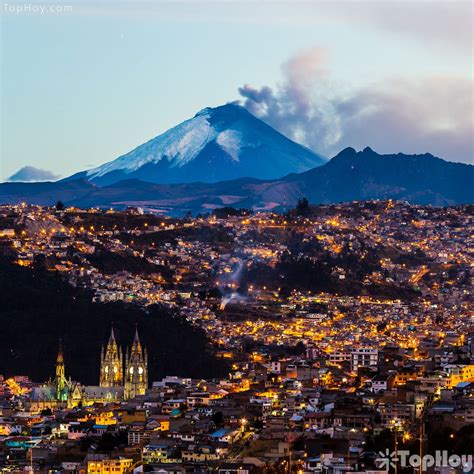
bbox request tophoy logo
[375,450,473,473]
[376,448,398,470]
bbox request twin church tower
[100,327,148,399]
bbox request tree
[55,200,65,211]
[278,285,292,299]
[295,197,309,215]
[291,341,306,355]
[212,207,252,219]
[33,253,47,271]
[211,411,224,427]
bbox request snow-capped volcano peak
[194,106,213,116]
[72,103,325,185]
[86,108,216,177]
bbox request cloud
[73,2,472,55]
[239,46,341,151]
[238,49,474,164]
[333,76,474,163]
[7,166,61,182]
[317,2,473,55]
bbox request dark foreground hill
[0,256,229,384]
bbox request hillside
[0,256,229,384]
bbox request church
[29,327,148,411]
[100,326,149,400]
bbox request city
[1,1,472,472]
[0,200,472,472]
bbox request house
[370,374,394,393]
[87,456,133,473]
[351,349,378,372]
[209,427,240,443]
[218,463,258,474]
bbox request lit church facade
[100,326,149,399]
[29,328,148,411]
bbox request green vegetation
[211,207,252,219]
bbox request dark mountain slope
[0,179,95,206]
[0,256,229,384]
[286,147,473,206]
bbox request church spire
[131,325,143,353]
[99,325,124,388]
[55,339,68,402]
[124,326,148,399]
[109,325,117,345]
[56,339,64,377]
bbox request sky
[1,0,473,181]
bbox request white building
[351,348,378,372]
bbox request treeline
[241,248,419,300]
[207,207,252,219]
[83,245,173,278]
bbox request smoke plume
[238,49,473,164]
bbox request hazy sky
[1,0,473,180]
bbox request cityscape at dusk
[0,1,473,473]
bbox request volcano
[66,103,325,186]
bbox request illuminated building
[351,348,378,372]
[28,328,149,411]
[124,328,148,399]
[54,341,70,402]
[29,342,73,411]
[87,457,133,473]
[100,327,123,388]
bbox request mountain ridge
[1,147,471,214]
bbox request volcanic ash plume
[218,260,247,310]
[219,292,246,311]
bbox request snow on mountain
[68,103,325,186]
[87,109,213,178]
